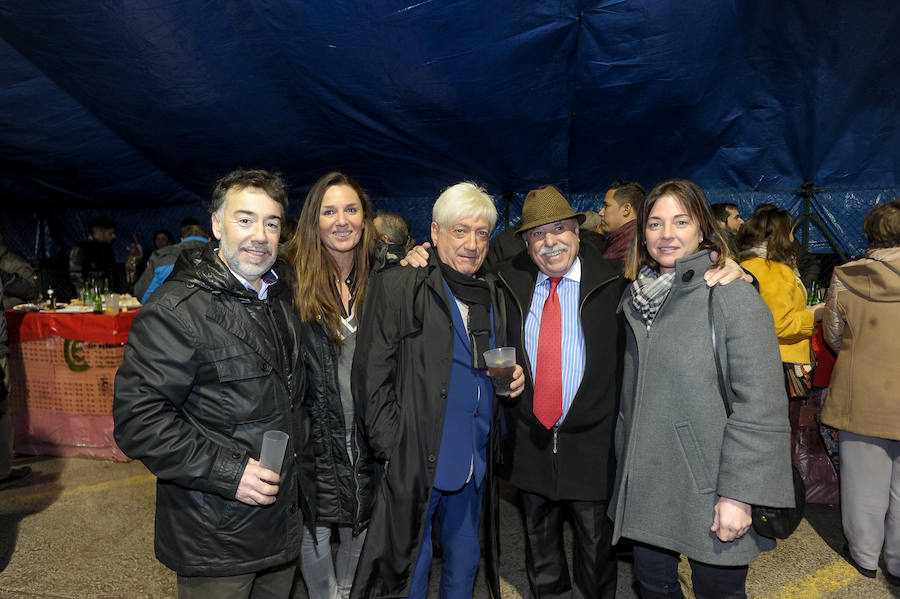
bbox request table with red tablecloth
[5,309,138,461]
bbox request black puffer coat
[298,319,376,532]
[114,243,312,577]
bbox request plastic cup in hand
[483,347,516,396]
[259,430,289,475]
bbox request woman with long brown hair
[285,172,377,599]
[737,205,823,399]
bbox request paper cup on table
[483,347,516,396]
[107,293,120,314]
[259,430,289,474]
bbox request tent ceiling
[1,1,898,211]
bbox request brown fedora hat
[516,185,586,236]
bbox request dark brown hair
[285,172,375,348]
[210,169,288,214]
[625,179,729,279]
[609,180,646,211]
[736,205,797,266]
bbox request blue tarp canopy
[1,1,898,258]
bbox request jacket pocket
[674,421,715,494]
[212,346,272,383]
[200,344,278,424]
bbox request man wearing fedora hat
[494,184,624,598]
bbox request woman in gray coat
[610,179,795,598]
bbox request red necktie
[533,277,562,429]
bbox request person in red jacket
[599,180,644,261]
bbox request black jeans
[632,542,748,599]
[177,560,296,599]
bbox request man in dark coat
[69,216,119,293]
[0,274,34,490]
[495,185,625,599]
[113,170,311,598]
[351,182,525,599]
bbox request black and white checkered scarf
[630,266,676,328]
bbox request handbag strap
[869,257,900,278]
[708,287,733,418]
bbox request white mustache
[538,244,569,256]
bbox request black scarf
[438,257,492,369]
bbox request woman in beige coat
[821,199,900,585]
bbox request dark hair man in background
[711,202,744,256]
[69,216,118,293]
[599,181,644,261]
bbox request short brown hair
[863,199,900,249]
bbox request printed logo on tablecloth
[64,340,90,372]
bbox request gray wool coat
[610,251,795,566]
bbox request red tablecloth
[5,309,138,344]
[5,308,139,462]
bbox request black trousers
[632,543,748,599]
[520,490,617,599]
[177,560,296,599]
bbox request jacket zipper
[499,271,620,457]
[263,299,291,397]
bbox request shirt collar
[215,248,278,299]
[536,255,582,286]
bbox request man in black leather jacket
[114,170,310,599]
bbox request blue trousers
[408,481,483,599]
[632,543,748,599]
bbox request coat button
[474,410,479,417]
[427,453,436,463]
[232,450,241,459]
[682,270,694,282]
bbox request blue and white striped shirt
[524,257,586,426]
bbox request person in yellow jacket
[736,205,823,393]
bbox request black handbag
[708,287,806,539]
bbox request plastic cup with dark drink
[483,347,516,396]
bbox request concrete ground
[1,454,898,599]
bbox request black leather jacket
[298,319,375,534]
[113,243,311,577]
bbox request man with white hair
[351,182,525,599]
